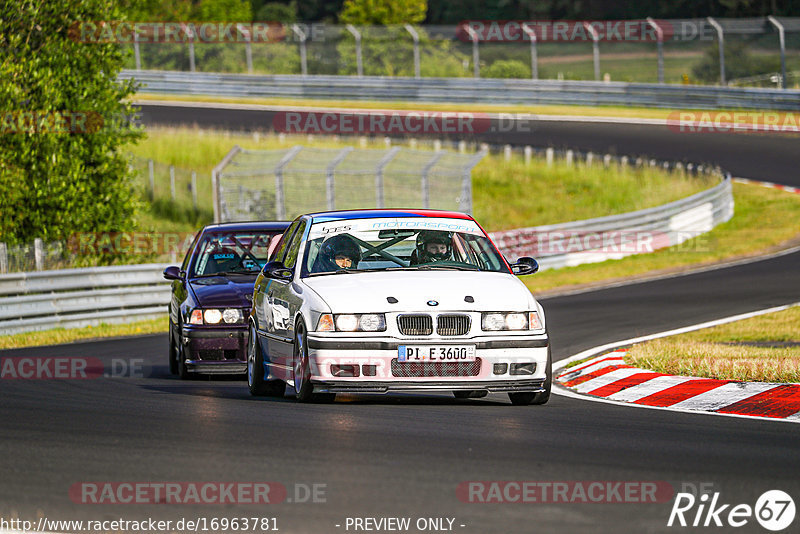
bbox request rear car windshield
[192,231,282,277]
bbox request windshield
[301,217,509,277]
[191,231,282,277]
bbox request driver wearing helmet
[413,230,453,264]
[314,234,362,272]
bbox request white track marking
[669,382,780,411]
[553,302,800,423]
[606,375,695,402]
[574,368,647,393]
[566,356,627,376]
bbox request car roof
[307,209,474,222]
[201,221,290,233]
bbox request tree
[339,0,426,25]
[0,0,143,245]
[691,40,781,83]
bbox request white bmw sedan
[247,209,550,405]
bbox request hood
[189,275,256,308]
[303,271,535,313]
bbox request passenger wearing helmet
[314,234,362,272]
[413,230,453,264]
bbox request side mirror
[163,265,184,280]
[510,257,539,276]
[264,261,293,281]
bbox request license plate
[398,345,476,362]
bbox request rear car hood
[189,276,256,308]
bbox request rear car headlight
[331,314,387,332]
[203,309,222,324]
[222,308,243,324]
[189,309,203,325]
[482,312,541,331]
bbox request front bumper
[305,333,549,388]
[181,326,248,374]
[313,379,547,394]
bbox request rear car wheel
[293,321,334,403]
[248,323,285,397]
[176,320,192,380]
[168,320,178,375]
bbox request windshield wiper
[415,265,479,271]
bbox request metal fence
[0,264,170,335]
[212,145,487,222]
[490,173,734,271]
[129,155,204,210]
[117,19,800,87]
[124,71,800,111]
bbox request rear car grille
[198,350,240,361]
[436,314,470,336]
[391,358,482,378]
[397,314,433,336]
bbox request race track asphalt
[2,250,798,533]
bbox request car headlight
[203,309,223,324]
[481,312,542,331]
[318,313,387,332]
[189,309,203,325]
[222,308,243,324]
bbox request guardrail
[0,176,733,335]
[490,175,733,271]
[122,70,800,111]
[0,264,171,335]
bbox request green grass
[523,182,800,294]
[0,316,168,350]
[129,127,709,233]
[625,306,800,382]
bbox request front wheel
[176,321,191,380]
[168,320,178,375]
[248,323,285,397]
[293,321,334,403]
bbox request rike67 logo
[668,489,795,531]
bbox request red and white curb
[733,177,800,194]
[553,303,800,423]
[557,349,800,421]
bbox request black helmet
[416,230,453,262]
[317,234,362,271]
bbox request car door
[263,219,307,372]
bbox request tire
[293,321,334,403]
[176,320,191,380]
[168,320,178,375]
[248,323,285,397]
[453,391,488,399]
[508,345,552,406]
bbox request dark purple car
[163,221,290,378]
